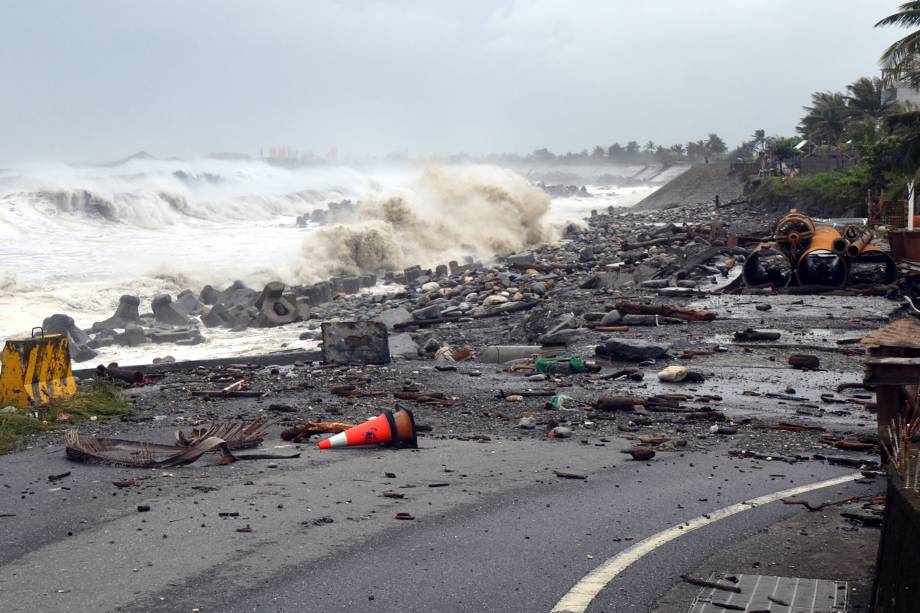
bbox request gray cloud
[0,0,901,162]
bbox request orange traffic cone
[318,408,417,449]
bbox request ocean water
[0,158,655,365]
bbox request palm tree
[705,133,727,158]
[669,143,685,158]
[876,2,920,87]
[644,140,656,153]
[846,76,896,120]
[625,141,640,159]
[798,91,852,145]
[607,143,624,161]
[752,129,767,153]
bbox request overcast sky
[0,1,906,162]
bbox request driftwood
[612,302,717,322]
[281,422,353,443]
[782,494,884,512]
[680,575,742,594]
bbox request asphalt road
[217,460,874,613]
[0,435,879,613]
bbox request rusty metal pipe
[849,245,898,285]
[795,226,848,287]
[742,244,793,287]
[832,236,849,255]
[845,230,874,258]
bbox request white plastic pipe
[910,179,916,231]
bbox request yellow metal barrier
[0,329,77,408]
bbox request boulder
[255,282,300,328]
[599,310,622,325]
[92,295,141,331]
[217,281,259,309]
[201,303,232,328]
[116,324,147,347]
[412,304,444,321]
[341,276,361,294]
[596,339,670,362]
[42,314,97,362]
[151,294,191,327]
[305,282,333,306]
[506,251,535,267]
[375,306,412,329]
[199,285,221,305]
[175,289,204,315]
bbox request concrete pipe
[742,244,793,287]
[795,226,848,287]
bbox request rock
[403,266,422,285]
[199,285,221,305]
[0,406,18,414]
[621,314,667,326]
[175,290,204,315]
[599,310,622,325]
[148,329,204,344]
[341,276,361,294]
[201,303,232,328]
[92,295,141,331]
[506,251,535,267]
[422,337,442,354]
[539,329,580,346]
[255,282,300,328]
[596,339,670,362]
[218,281,259,309]
[755,303,772,312]
[482,294,509,306]
[375,306,413,329]
[412,304,444,321]
[388,332,420,358]
[304,281,333,306]
[359,274,376,288]
[550,426,573,439]
[42,314,97,362]
[518,417,537,429]
[626,447,656,461]
[151,294,191,327]
[421,281,440,292]
[657,365,689,382]
[115,324,147,347]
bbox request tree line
[512,134,728,166]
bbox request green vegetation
[0,413,51,455]
[747,166,872,217]
[47,379,135,420]
[0,380,134,455]
[877,2,920,88]
[727,2,920,217]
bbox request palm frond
[875,3,920,28]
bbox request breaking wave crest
[0,158,365,231]
[296,165,551,280]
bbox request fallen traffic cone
[318,407,417,450]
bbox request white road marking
[550,472,862,613]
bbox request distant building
[893,81,920,107]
